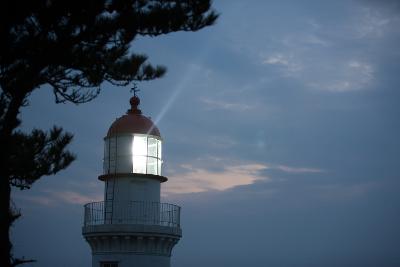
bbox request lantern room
[102,95,163,177]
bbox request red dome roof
[106,96,161,138]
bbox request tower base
[83,224,181,267]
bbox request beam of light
[153,64,199,126]
[150,2,240,126]
[152,34,216,126]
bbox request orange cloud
[163,163,269,195]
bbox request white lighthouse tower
[82,95,182,267]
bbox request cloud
[224,5,384,94]
[262,53,303,77]
[348,60,374,80]
[354,7,398,38]
[164,163,269,195]
[163,156,325,195]
[274,165,324,174]
[51,191,100,205]
[302,34,331,46]
[14,189,102,207]
[206,135,238,149]
[263,54,291,65]
[200,98,253,111]
[263,50,375,92]
[281,32,331,48]
[308,60,374,92]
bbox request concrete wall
[103,176,160,224]
[107,176,160,203]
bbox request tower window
[100,262,118,267]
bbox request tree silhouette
[0,1,218,266]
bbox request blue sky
[12,1,400,266]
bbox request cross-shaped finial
[131,83,140,97]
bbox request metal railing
[83,201,180,228]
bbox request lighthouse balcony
[82,201,181,237]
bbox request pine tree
[0,1,218,266]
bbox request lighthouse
[82,95,182,267]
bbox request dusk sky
[12,1,400,266]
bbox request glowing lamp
[131,134,162,175]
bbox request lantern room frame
[103,133,163,176]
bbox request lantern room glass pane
[132,136,147,156]
[109,137,116,173]
[130,135,162,175]
[158,160,162,176]
[147,157,157,175]
[157,139,162,159]
[132,155,146,174]
[148,137,157,157]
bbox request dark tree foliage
[0,1,218,266]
